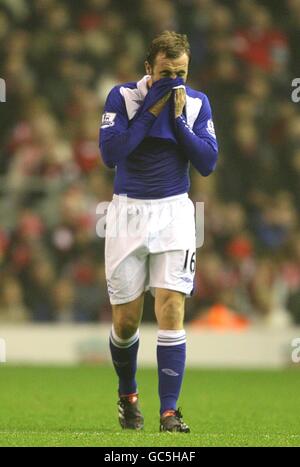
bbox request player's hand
[174,88,186,118]
[148,91,172,117]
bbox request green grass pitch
[0,365,300,447]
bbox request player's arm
[99,86,156,168]
[99,81,174,168]
[175,91,218,176]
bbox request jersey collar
[136,75,151,99]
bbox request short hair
[146,31,191,67]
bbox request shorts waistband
[112,193,188,204]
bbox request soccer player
[99,31,218,433]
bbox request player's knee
[113,315,139,340]
[159,297,184,329]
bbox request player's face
[145,52,189,87]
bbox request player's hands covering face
[145,77,184,117]
[174,88,186,118]
[148,91,172,117]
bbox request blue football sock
[157,330,186,415]
[109,326,139,396]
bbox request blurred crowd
[0,0,300,327]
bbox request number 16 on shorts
[183,250,196,273]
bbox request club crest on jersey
[206,118,216,138]
[101,112,116,128]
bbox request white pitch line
[0,431,299,438]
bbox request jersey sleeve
[99,86,156,168]
[175,93,218,176]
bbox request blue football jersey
[99,75,218,199]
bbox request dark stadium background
[0,0,300,328]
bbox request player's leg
[155,287,185,330]
[110,294,144,398]
[150,244,195,432]
[148,194,195,431]
[109,294,145,430]
[105,196,149,429]
[154,287,189,432]
[155,287,186,412]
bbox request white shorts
[105,193,196,305]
